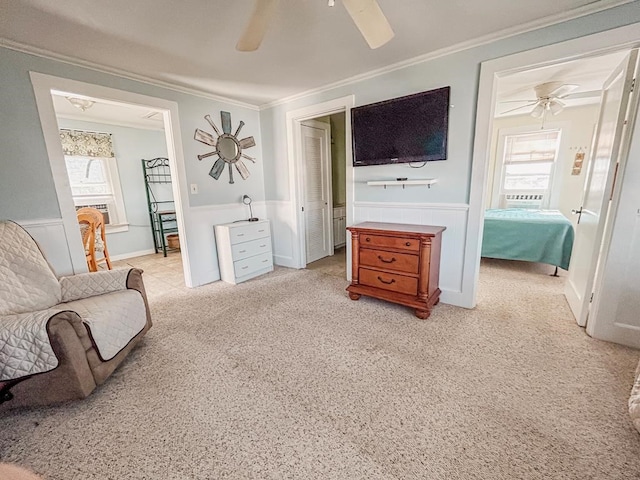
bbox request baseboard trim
[109,249,156,262]
[274,254,297,269]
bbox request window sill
[106,224,129,234]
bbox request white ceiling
[0,0,633,107]
[52,94,164,130]
[494,49,629,117]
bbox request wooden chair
[77,207,112,272]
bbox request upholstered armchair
[0,221,152,410]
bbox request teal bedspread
[481,209,574,270]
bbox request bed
[481,209,575,270]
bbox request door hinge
[631,77,636,93]
[590,292,594,303]
[301,206,304,212]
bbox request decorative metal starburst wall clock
[194,111,256,184]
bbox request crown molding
[0,38,260,111]
[258,0,635,110]
[0,0,633,111]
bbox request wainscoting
[266,200,470,307]
[18,218,74,276]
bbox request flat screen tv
[351,86,450,167]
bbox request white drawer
[234,251,273,278]
[229,222,270,245]
[231,237,271,261]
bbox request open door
[301,120,333,264]
[564,49,638,327]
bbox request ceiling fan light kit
[236,0,394,52]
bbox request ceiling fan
[236,0,395,52]
[500,81,601,118]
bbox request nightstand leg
[415,308,430,320]
[349,292,361,300]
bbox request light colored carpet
[1,259,640,479]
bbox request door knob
[571,207,583,224]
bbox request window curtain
[59,129,115,158]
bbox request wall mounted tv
[351,86,450,167]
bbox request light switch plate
[190,183,198,194]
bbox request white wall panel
[19,219,75,277]
[266,200,297,268]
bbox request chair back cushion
[0,221,62,315]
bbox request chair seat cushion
[61,290,147,361]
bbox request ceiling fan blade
[499,99,538,103]
[562,90,602,100]
[500,102,538,115]
[342,0,394,49]
[549,83,579,98]
[236,0,279,52]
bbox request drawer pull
[377,276,395,285]
[258,229,265,232]
[238,250,246,253]
[377,255,396,264]
[262,259,269,263]
[405,242,411,247]
[242,266,248,270]
[259,244,266,248]
[237,233,245,237]
[365,237,371,242]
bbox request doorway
[30,72,193,287]
[469,24,640,346]
[286,95,355,277]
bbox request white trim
[468,23,640,309]
[1,39,258,111]
[108,249,156,262]
[15,218,64,227]
[259,0,634,109]
[29,72,194,287]
[286,95,355,271]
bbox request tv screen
[351,86,450,166]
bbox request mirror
[217,136,240,162]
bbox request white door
[301,121,332,264]
[564,50,638,327]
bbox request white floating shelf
[366,179,438,189]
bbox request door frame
[466,22,640,308]
[286,95,355,271]
[29,72,193,285]
[300,119,334,263]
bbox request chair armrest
[60,268,142,302]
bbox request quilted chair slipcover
[0,220,152,410]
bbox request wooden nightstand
[346,222,445,319]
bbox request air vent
[505,194,544,201]
[75,204,111,224]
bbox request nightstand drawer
[229,222,270,245]
[359,268,418,295]
[231,237,272,261]
[359,249,419,274]
[360,234,420,252]
[234,252,273,278]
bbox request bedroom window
[498,129,561,208]
[60,129,128,231]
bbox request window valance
[60,129,115,158]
